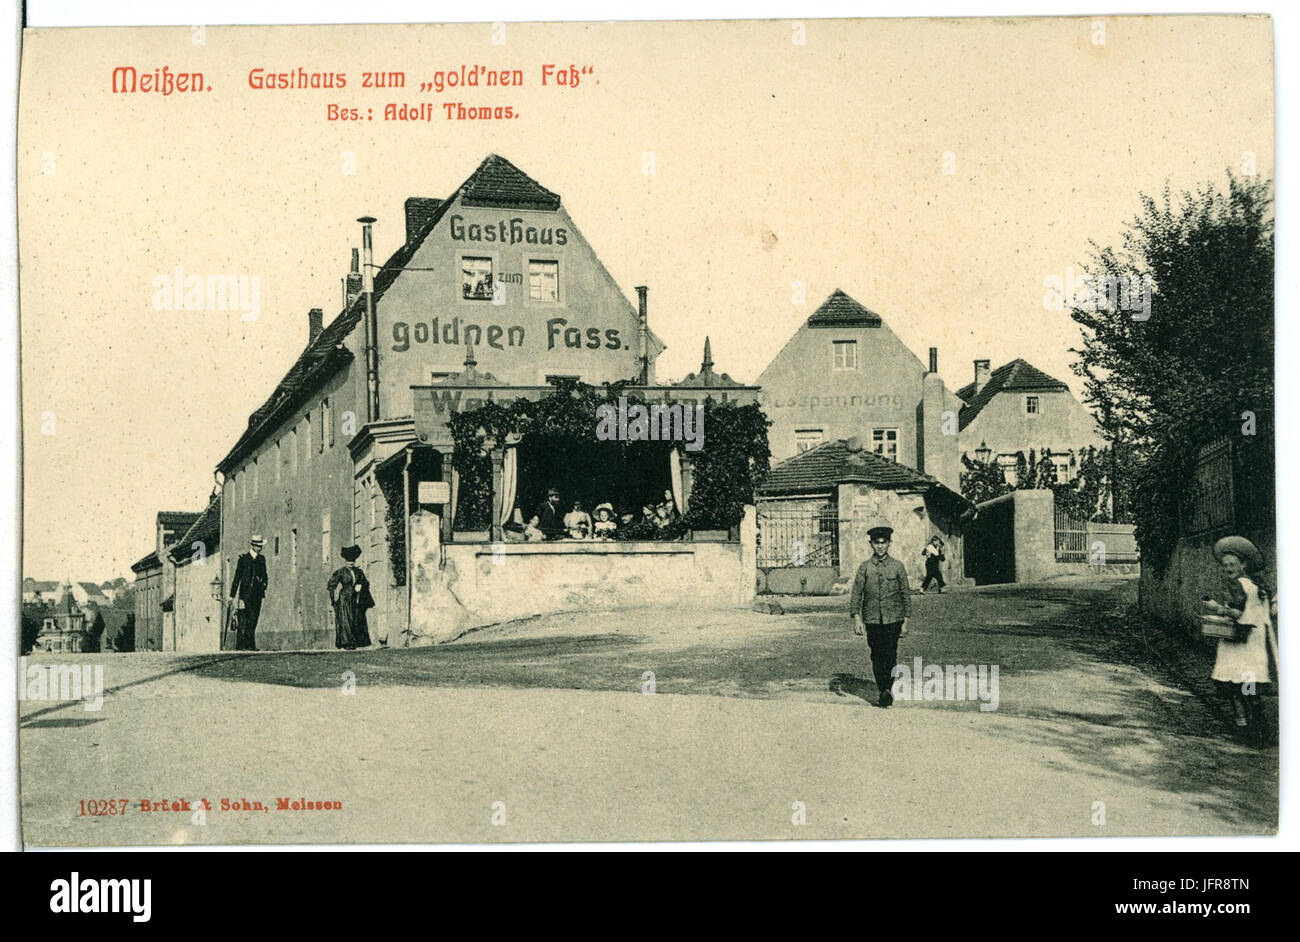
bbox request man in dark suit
[533,487,565,540]
[229,535,269,650]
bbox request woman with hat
[327,544,374,650]
[592,502,618,539]
[1202,535,1277,745]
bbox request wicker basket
[1200,613,1239,640]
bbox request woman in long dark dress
[328,544,373,650]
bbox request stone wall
[1139,526,1275,634]
[406,506,757,644]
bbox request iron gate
[756,503,840,570]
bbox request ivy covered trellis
[446,379,771,535]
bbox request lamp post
[975,441,992,465]
[210,573,223,602]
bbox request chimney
[342,248,363,309]
[635,286,649,385]
[358,216,379,423]
[307,308,323,344]
[928,347,938,374]
[974,359,991,393]
[846,436,863,452]
[404,197,441,245]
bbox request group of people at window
[515,487,683,541]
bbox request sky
[16,16,1275,580]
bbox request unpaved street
[19,578,1277,845]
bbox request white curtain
[449,467,459,529]
[670,447,685,514]
[499,446,518,528]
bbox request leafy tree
[960,452,1012,504]
[20,601,49,655]
[1069,172,1273,568]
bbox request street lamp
[975,441,993,465]
[210,573,223,603]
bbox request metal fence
[1053,507,1089,562]
[1184,437,1234,536]
[756,503,839,569]
[1054,507,1139,564]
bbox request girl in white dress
[1203,535,1277,746]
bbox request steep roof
[760,439,958,496]
[169,496,221,564]
[956,358,1070,431]
[77,581,108,598]
[130,551,161,574]
[157,511,203,529]
[805,289,883,329]
[217,154,600,474]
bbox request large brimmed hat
[866,520,894,540]
[249,535,265,547]
[594,502,614,519]
[340,544,362,562]
[1213,535,1263,571]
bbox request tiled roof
[169,496,221,564]
[458,154,561,210]
[158,511,203,528]
[130,551,161,574]
[805,290,883,328]
[760,439,946,494]
[956,358,1070,431]
[216,154,562,473]
[77,581,108,598]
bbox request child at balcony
[564,501,592,540]
[592,503,618,539]
[1203,535,1278,746]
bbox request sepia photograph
[10,7,1281,854]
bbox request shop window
[872,428,898,461]
[461,256,494,301]
[529,259,559,302]
[833,340,858,370]
[795,428,823,453]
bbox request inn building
[208,154,760,650]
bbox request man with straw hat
[229,535,269,651]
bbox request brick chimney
[404,197,441,245]
[307,308,323,344]
[973,359,991,393]
[342,248,363,309]
[928,346,939,374]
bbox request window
[872,428,899,461]
[1055,462,1070,481]
[795,428,824,453]
[529,259,559,302]
[275,440,281,483]
[325,398,335,447]
[544,374,580,385]
[1025,395,1040,415]
[240,467,247,503]
[252,457,259,497]
[833,340,858,370]
[290,427,298,475]
[322,511,331,564]
[318,400,327,452]
[273,534,280,556]
[303,413,312,461]
[227,471,235,508]
[290,528,298,573]
[461,256,494,300]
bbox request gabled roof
[805,290,883,329]
[169,496,221,564]
[458,154,562,210]
[216,155,585,474]
[130,551,161,574]
[956,358,1070,431]
[760,439,951,495]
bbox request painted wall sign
[449,214,568,246]
[391,316,622,352]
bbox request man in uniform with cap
[229,535,269,650]
[849,521,912,707]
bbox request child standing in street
[1202,535,1278,746]
[920,537,946,593]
